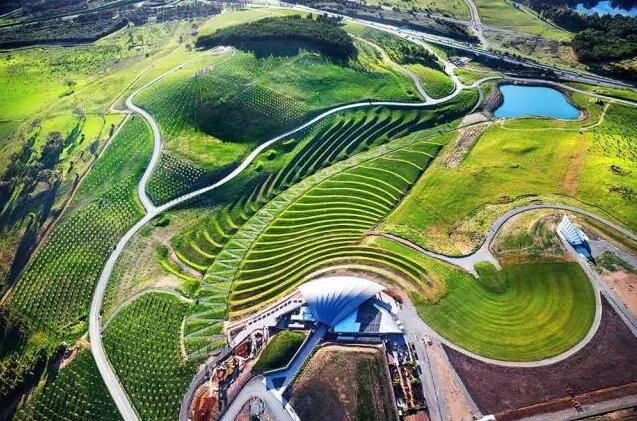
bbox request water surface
[575,1,637,16]
[494,84,581,120]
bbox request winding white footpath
[86,10,637,421]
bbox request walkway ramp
[265,324,328,393]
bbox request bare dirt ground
[443,120,490,168]
[287,344,397,421]
[562,134,587,196]
[429,344,478,421]
[445,297,637,418]
[602,271,637,320]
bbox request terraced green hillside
[228,138,440,313]
[167,91,478,357]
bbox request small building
[557,215,593,261]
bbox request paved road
[253,0,635,89]
[462,0,488,48]
[387,200,637,367]
[89,48,235,421]
[379,203,636,276]
[589,240,637,270]
[87,12,637,419]
[218,377,293,421]
[219,325,326,421]
[353,35,433,102]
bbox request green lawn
[380,93,636,256]
[381,124,584,254]
[415,261,596,361]
[407,64,456,99]
[475,0,571,41]
[253,331,306,373]
[361,0,470,19]
[577,104,637,230]
[568,83,637,103]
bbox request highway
[251,0,635,89]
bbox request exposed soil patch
[429,343,478,421]
[288,344,397,421]
[445,297,637,418]
[603,271,637,320]
[443,122,490,168]
[562,134,587,195]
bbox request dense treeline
[196,14,357,61]
[0,3,220,48]
[520,0,637,64]
[571,17,637,62]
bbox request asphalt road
[388,201,637,368]
[85,10,637,421]
[218,377,293,421]
[255,0,635,89]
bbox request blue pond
[494,84,581,120]
[575,1,637,17]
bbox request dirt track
[445,297,637,417]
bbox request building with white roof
[557,215,593,260]
[297,276,401,334]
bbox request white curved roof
[558,215,588,245]
[299,276,384,326]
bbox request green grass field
[380,96,635,255]
[415,261,596,361]
[475,0,571,41]
[407,64,456,98]
[252,331,306,373]
[577,104,637,229]
[362,0,469,19]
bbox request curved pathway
[383,202,637,368]
[219,377,293,421]
[87,15,637,421]
[462,0,488,48]
[376,203,636,275]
